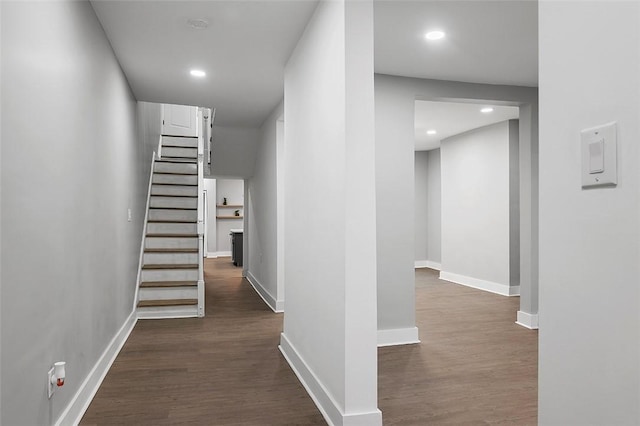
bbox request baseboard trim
[516,311,539,329]
[415,260,441,270]
[246,271,284,313]
[439,271,519,297]
[55,311,137,426]
[279,333,382,426]
[377,327,420,347]
[206,251,231,258]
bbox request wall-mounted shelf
[217,204,243,208]
[216,215,244,219]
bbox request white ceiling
[374,0,538,87]
[91,0,537,128]
[415,101,519,151]
[90,0,318,128]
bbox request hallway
[81,258,325,425]
[82,260,537,425]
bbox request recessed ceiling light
[186,18,209,30]
[425,31,445,41]
[427,129,437,135]
[190,69,206,78]
[481,107,494,113]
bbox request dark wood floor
[81,260,537,425]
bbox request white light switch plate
[581,122,617,188]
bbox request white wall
[281,1,380,424]
[375,74,538,332]
[426,149,441,266]
[414,151,429,263]
[215,179,244,254]
[1,2,152,424]
[538,2,640,424]
[440,121,514,292]
[204,178,217,255]
[246,102,283,311]
[211,125,260,178]
[414,149,442,269]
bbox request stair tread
[137,299,198,308]
[147,219,197,223]
[148,207,197,210]
[162,135,198,138]
[146,233,198,238]
[162,145,198,149]
[144,248,199,253]
[142,263,199,270]
[149,194,197,198]
[140,281,198,288]
[152,171,197,176]
[155,159,197,164]
[151,182,198,186]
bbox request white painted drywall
[441,121,511,288]
[204,178,217,255]
[246,102,283,310]
[282,0,380,423]
[414,151,429,262]
[538,2,640,424]
[210,125,260,178]
[215,179,244,254]
[1,2,152,424]
[374,74,537,330]
[426,149,441,265]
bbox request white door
[161,104,198,137]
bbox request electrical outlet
[127,208,132,222]
[47,367,55,398]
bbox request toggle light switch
[588,139,604,174]
[581,122,617,188]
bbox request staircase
[136,135,205,319]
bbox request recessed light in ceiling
[481,107,494,113]
[186,18,209,30]
[427,129,437,135]
[190,69,206,77]
[425,31,445,41]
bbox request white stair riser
[149,196,197,209]
[153,174,198,185]
[148,209,197,222]
[154,162,197,175]
[145,237,198,249]
[151,185,198,197]
[162,147,197,158]
[162,136,198,148]
[141,269,199,282]
[147,222,197,235]
[138,286,198,301]
[143,252,199,265]
[137,305,198,319]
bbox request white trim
[134,152,157,311]
[55,312,137,426]
[279,333,382,426]
[516,311,539,329]
[137,310,198,320]
[246,271,284,313]
[439,271,520,296]
[414,260,441,270]
[377,327,420,347]
[206,251,231,258]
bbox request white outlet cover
[581,122,617,188]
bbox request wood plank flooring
[81,260,537,425]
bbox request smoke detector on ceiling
[186,18,209,30]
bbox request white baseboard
[246,271,284,313]
[55,311,137,426]
[516,311,539,329]
[279,333,382,426]
[377,327,420,347]
[206,251,231,258]
[415,260,441,270]
[439,271,519,297]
